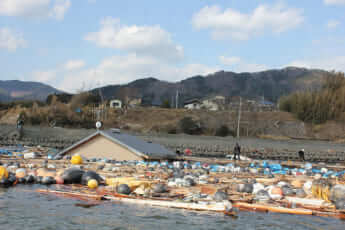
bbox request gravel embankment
[1,125,345,162]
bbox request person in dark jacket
[233,142,241,160]
[16,119,24,129]
[298,149,305,161]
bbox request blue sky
[0,0,345,92]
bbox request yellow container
[0,166,9,180]
[70,155,83,165]
[106,177,152,191]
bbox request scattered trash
[1,147,345,219]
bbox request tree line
[279,72,345,124]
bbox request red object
[55,176,64,184]
[184,149,192,155]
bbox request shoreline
[1,124,345,162]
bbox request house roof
[56,129,176,160]
[184,98,201,105]
[260,100,275,105]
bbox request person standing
[298,149,305,161]
[233,142,241,160]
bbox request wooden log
[36,189,104,201]
[285,197,330,207]
[104,194,233,213]
[233,202,313,215]
[36,188,235,216]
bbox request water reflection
[0,186,344,230]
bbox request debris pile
[0,149,345,218]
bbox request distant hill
[0,67,328,104]
[93,67,328,105]
[0,80,62,102]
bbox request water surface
[0,185,343,230]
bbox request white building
[201,95,226,111]
[184,99,202,110]
[109,99,122,109]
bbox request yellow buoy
[70,155,83,165]
[0,166,9,180]
[88,179,98,189]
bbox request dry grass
[258,134,291,141]
[334,138,345,144]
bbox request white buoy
[96,121,102,130]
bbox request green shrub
[215,125,231,137]
[179,117,203,135]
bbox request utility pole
[237,96,242,139]
[176,90,179,109]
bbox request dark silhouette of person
[233,142,241,160]
[16,119,24,129]
[298,149,305,161]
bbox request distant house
[184,99,202,110]
[128,97,142,108]
[201,95,226,111]
[257,100,276,111]
[56,129,176,161]
[109,99,122,109]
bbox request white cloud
[219,56,241,65]
[288,56,345,72]
[0,0,50,17]
[64,60,85,70]
[49,0,71,20]
[192,3,304,40]
[60,54,218,92]
[0,0,70,20]
[32,70,56,83]
[0,28,26,51]
[33,54,217,92]
[85,17,184,61]
[326,19,340,29]
[324,0,345,5]
[219,56,267,72]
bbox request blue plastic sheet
[312,169,321,173]
[269,164,282,171]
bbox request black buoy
[25,175,35,184]
[214,191,228,201]
[335,199,345,210]
[7,174,17,185]
[117,184,131,195]
[185,178,196,186]
[243,183,254,193]
[36,176,43,184]
[153,184,167,193]
[61,168,84,184]
[81,171,102,185]
[42,176,56,185]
